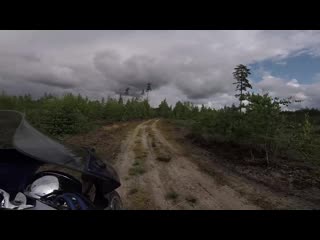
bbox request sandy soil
[111,119,319,209]
[46,119,319,210]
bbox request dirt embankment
[38,121,141,180]
[64,121,141,165]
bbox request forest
[1,65,320,166]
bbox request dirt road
[113,119,319,210]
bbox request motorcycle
[0,110,123,210]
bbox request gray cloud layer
[0,30,320,108]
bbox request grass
[129,188,139,195]
[129,132,148,176]
[165,190,179,201]
[133,160,141,166]
[136,129,143,138]
[148,133,156,140]
[145,126,157,147]
[185,195,197,205]
[133,143,148,159]
[129,164,146,176]
[146,126,172,163]
[152,138,171,163]
[152,141,156,148]
[129,189,154,210]
[128,159,146,176]
[156,153,172,162]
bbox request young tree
[173,101,185,119]
[118,93,123,104]
[125,87,130,96]
[244,92,300,165]
[158,99,171,118]
[233,64,252,112]
[146,82,152,102]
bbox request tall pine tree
[146,82,152,102]
[233,64,252,112]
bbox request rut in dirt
[112,119,320,210]
[113,119,263,210]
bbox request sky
[0,30,320,109]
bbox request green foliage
[289,113,320,162]
[0,91,153,137]
[245,93,282,138]
[157,99,172,118]
[165,80,320,165]
[173,101,199,120]
[233,64,252,112]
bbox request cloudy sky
[0,30,320,109]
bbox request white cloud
[206,93,237,109]
[286,79,300,88]
[275,61,287,65]
[254,73,320,109]
[0,30,320,108]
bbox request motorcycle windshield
[0,110,120,187]
[0,110,22,149]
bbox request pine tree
[158,99,171,118]
[125,87,130,96]
[118,93,123,104]
[146,82,152,102]
[233,64,252,112]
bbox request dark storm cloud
[93,50,173,93]
[28,77,76,88]
[0,52,80,89]
[93,48,233,100]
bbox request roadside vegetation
[0,87,154,138]
[165,190,179,201]
[155,65,320,168]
